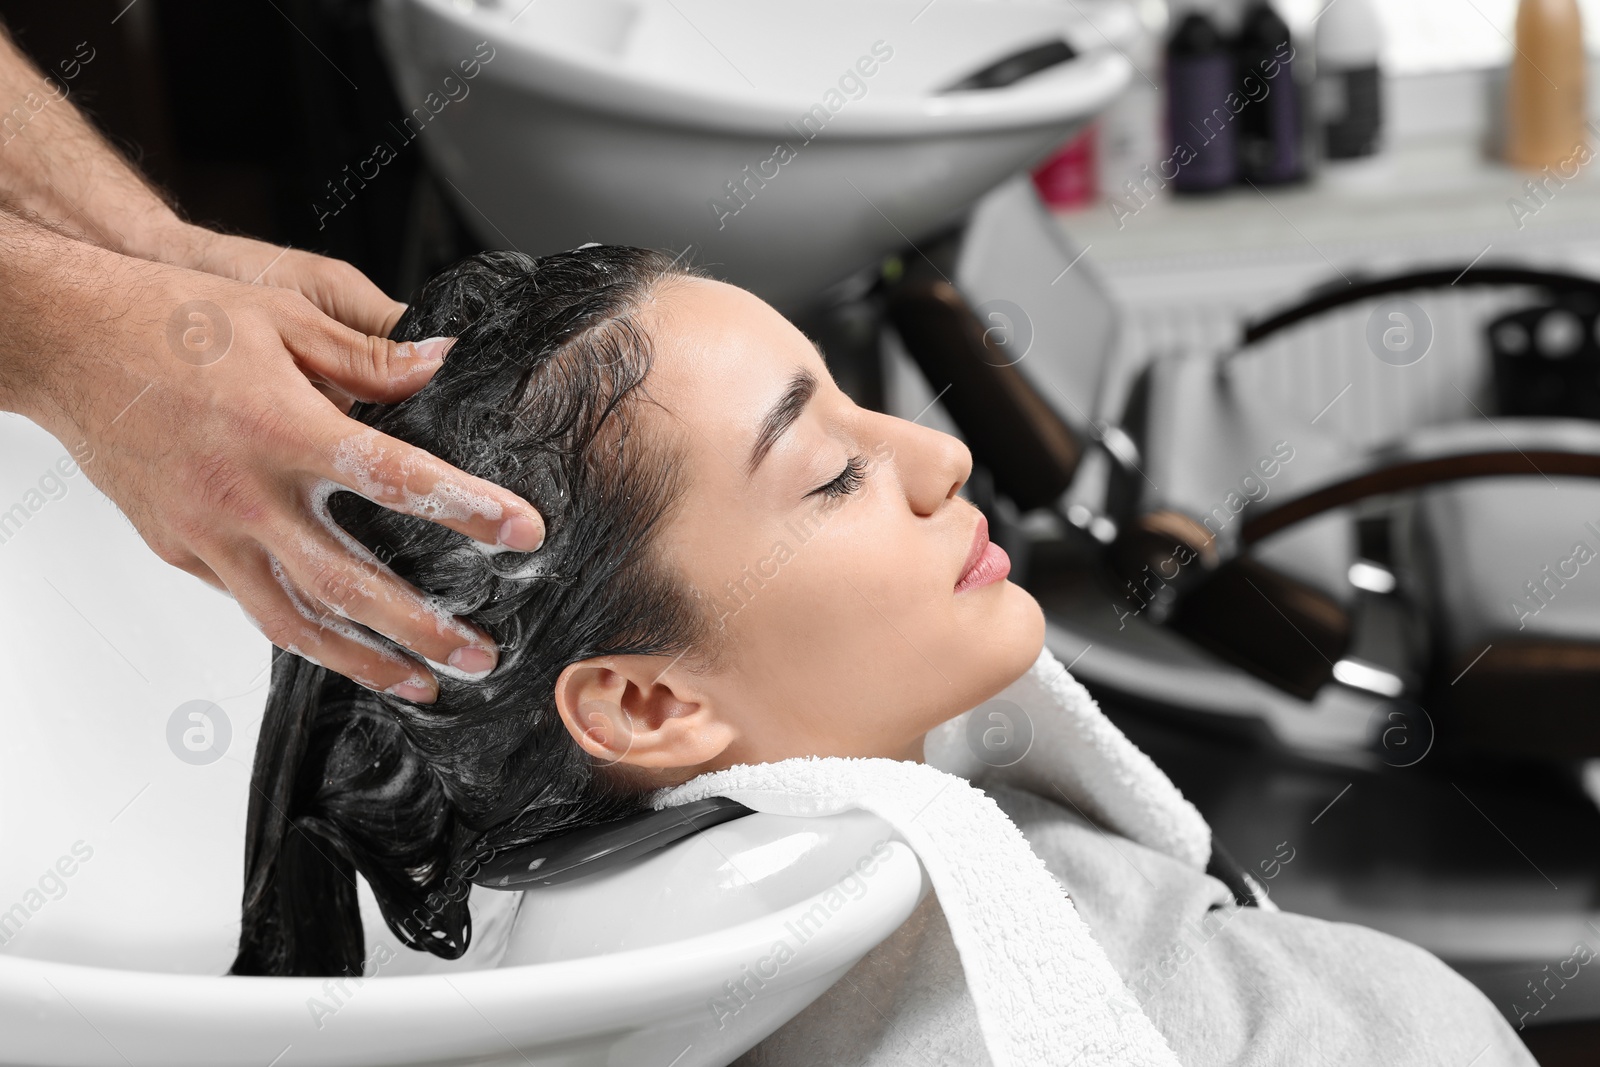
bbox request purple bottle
[1166,11,1237,192]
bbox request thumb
[302,259,410,338]
[321,285,408,339]
[247,245,409,338]
[285,311,456,404]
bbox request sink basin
[373,0,1133,311]
[0,413,925,1066]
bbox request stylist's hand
[5,222,544,703]
[153,222,407,352]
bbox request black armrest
[1241,419,1600,546]
[1120,420,1600,700]
[1240,265,1600,348]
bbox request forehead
[634,277,826,446]
[642,277,815,382]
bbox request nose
[871,412,972,517]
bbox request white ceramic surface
[0,412,925,1066]
[372,0,1132,311]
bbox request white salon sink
[374,0,1133,311]
[0,413,925,1066]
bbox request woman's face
[554,277,1044,776]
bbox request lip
[955,512,1011,593]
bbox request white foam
[329,429,506,526]
[302,479,482,648]
[422,652,494,683]
[468,538,561,581]
[282,643,325,670]
[267,552,429,695]
[387,670,435,698]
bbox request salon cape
[650,644,1212,1067]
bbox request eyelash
[810,453,868,499]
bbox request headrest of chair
[471,797,754,889]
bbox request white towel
[651,644,1210,1067]
[925,643,1211,871]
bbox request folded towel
[652,644,1207,1067]
[926,643,1211,871]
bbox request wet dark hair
[230,246,714,977]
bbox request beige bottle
[1505,0,1587,170]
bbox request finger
[220,545,440,702]
[323,285,408,340]
[278,252,410,338]
[162,551,233,596]
[379,301,408,339]
[184,560,228,593]
[308,415,546,552]
[310,378,356,415]
[267,502,500,676]
[281,305,453,405]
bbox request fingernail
[448,645,496,675]
[386,679,437,703]
[499,514,545,551]
[402,336,455,362]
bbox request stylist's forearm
[0,25,407,339]
[0,21,417,432]
[0,208,116,425]
[0,26,185,263]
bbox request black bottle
[1167,11,1237,192]
[1315,0,1382,158]
[1234,2,1305,183]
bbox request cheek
[678,484,1040,758]
[732,503,957,740]
[725,506,910,658]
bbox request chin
[999,581,1047,672]
[959,580,1046,705]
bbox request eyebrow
[744,367,818,479]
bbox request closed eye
[808,454,868,499]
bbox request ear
[553,655,735,771]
